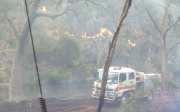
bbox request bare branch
[167,40,180,55]
[161,0,171,28]
[85,0,110,14]
[132,0,146,14]
[6,18,18,40]
[36,0,71,19]
[36,6,69,19]
[52,0,60,4]
[37,2,85,26]
[39,27,61,38]
[159,4,171,26]
[36,12,66,19]
[164,17,180,38]
[144,4,161,34]
[68,9,85,26]
[40,29,53,38]
[55,0,63,11]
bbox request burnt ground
[0,97,119,112]
[0,92,180,112]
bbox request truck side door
[128,72,136,90]
[118,73,127,90]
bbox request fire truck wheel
[121,94,127,104]
[147,90,154,101]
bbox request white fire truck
[92,66,161,103]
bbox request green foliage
[133,61,146,72]
[168,63,180,74]
[0,64,11,83]
[43,67,72,84]
[171,0,180,5]
[113,38,131,65]
[73,55,99,79]
[23,70,36,84]
[0,0,8,12]
[26,35,80,66]
[24,35,83,83]
[57,36,80,66]
[23,67,71,85]
[118,90,143,112]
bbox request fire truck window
[136,73,140,81]
[129,72,135,80]
[136,77,140,81]
[119,73,126,82]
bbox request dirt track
[0,98,119,112]
[46,98,119,112]
[0,91,180,112]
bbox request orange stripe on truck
[119,85,136,90]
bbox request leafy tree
[144,0,180,81]
[56,36,80,66]
[7,0,122,102]
[8,0,80,102]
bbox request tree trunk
[9,0,71,101]
[161,37,168,81]
[96,0,132,111]
[144,2,180,83]
[9,0,40,102]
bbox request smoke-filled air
[0,0,180,112]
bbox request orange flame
[135,29,142,36]
[82,28,113,38]
[128,40,136,47]
[168,60,172,64]
[65,31,73,36]
[42,6,47,12]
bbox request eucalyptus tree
[144,0,180,81]
[7,0,123,102]
[0,0,16,83]
[8,0,84,102]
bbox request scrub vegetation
[0,0,180,112]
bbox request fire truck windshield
[95,72,118,84]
